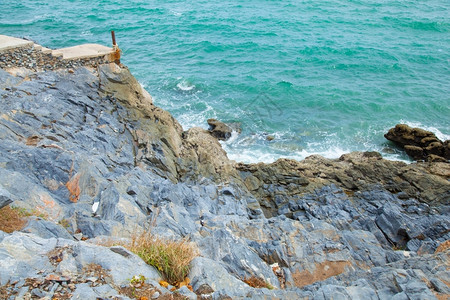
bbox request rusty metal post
[111,30,117,46]
[110,30,120,64]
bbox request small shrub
[0,205,27,233]
[126,231,198,286]
[130,275,147,287]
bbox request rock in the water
[385,124,449,161]
[207,118,233,141]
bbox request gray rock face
[0,232,161,298]
[21,218,74,240]
[189,257,250,295]
[0,64,448,300]
[0,186,13,209]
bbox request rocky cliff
[0,62,449,299]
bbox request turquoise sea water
[1,0,449,163]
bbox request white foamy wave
[175,104,216,130]
[311,146,350,159]
[169,10,183,17]
[176,113,204,130]
[80,30,93,37]
[225,147,291,164]
[2,14,51,26]
[223,141,351,164]
[176,80,195,91]
[219,128,350,164]
[380,153,411,163]
[398,120,450,141]
[222,130,240,144]
[138,81,147,89]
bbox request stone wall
[0,44,111,71]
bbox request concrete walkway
[0,35,34,52]
[0,34,116,61]
[52,44,114,60]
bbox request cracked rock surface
[0,64,448,299]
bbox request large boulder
[385,124,449,161]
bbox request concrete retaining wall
[0,35,119,71]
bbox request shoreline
[2,34,448,166]
[0,36,449,299]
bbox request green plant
[130,274,147,286]
[266,282,275,290]
[128,274,147,298]
[126,231,198,286]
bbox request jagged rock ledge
[0,43,449,299]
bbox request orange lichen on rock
[159,280,169,288]
[176,277,193,291]
[177,277,190,287]
[39,193,56,209]
[66,173,81,202]
[292,261,351,288]
[32,193,58,221]
[435,240,450,253]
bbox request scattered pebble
[0,44,109,71]
[152,291,160,298]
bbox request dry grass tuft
[125,231,198,286]
[243,276,274,289]
[0,205,27,233]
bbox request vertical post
[110,30,120,64]
[111,30,117,46]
